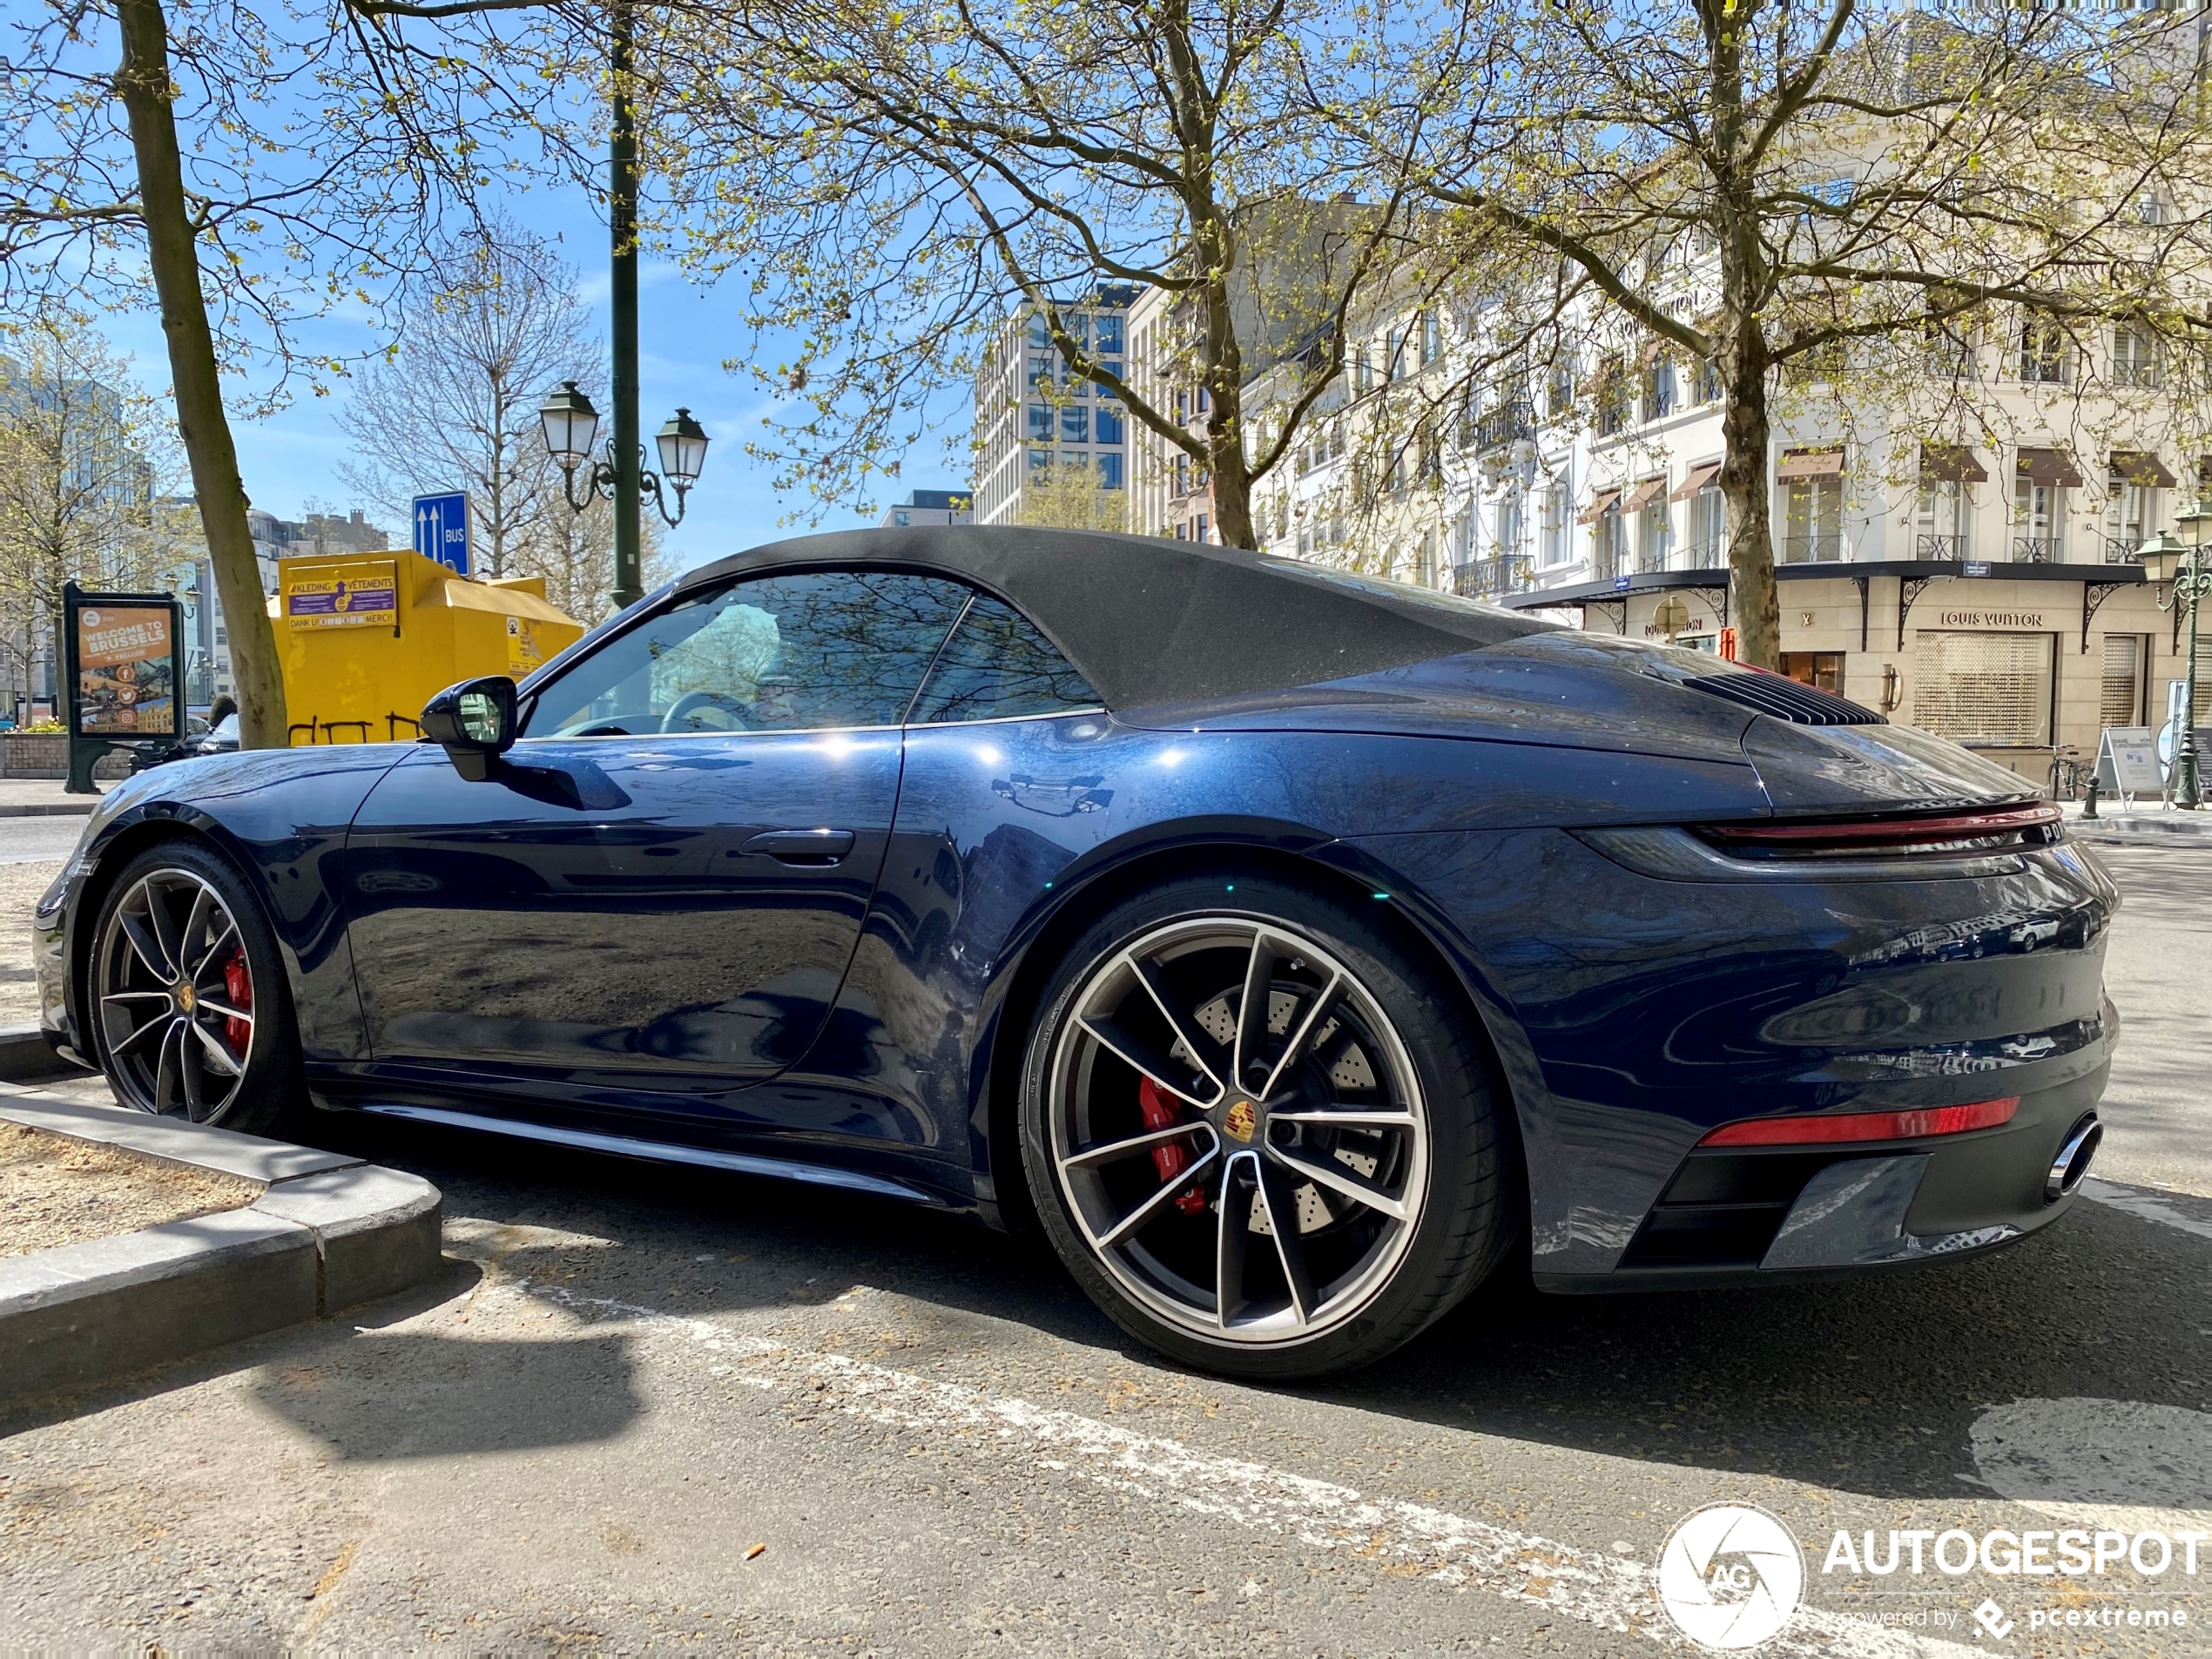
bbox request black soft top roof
[677,526,1559,711]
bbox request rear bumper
[1534,1066,2105,1293]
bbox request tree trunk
[1197,219,1258,550]
[1717,329,1782,671]
[115,0,287,748]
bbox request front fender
[56,745,410,1066]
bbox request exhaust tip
[2047,1114,2103,1203]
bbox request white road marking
[493,1278,1979,1658]
[1971,1397,2212,1535]
[2080,1177,2212,1243]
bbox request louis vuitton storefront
[1501,557,2184,788]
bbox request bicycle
[2047,745,2095,800]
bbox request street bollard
[2082,775,2100,820]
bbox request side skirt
[356,1103,956,1208]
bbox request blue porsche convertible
[34,529,2114,1377]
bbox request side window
[907,594,1099,725]
[523,570,970,737]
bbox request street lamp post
[536,0,708,613]
[2138,501,2212,809]
[537,382,708,592]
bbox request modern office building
[971,287,1135,526]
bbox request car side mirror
[421,676,517,782]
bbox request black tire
[87,839,306,1137]
[1019,869,1516,1380]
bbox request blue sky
[98,185,976,577]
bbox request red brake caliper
[222,948,253,1055]
[1137,1077,1210,1215]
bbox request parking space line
[496,1277,1979,1658]
[2080,1177,2212,1243]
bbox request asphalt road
[0,816,88,865]
[3,844,2207,1656]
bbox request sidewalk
[0,779,105,818]
[2061,796,2212,849]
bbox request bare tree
[0,314,177,698]
[338,221,600,579]
[1411,1,2212,666]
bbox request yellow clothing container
[267,549,585,744]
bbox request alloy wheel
[1046,916,1429,1345]
[95,868,256,1120]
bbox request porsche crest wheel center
[1223,1099,1258,1143]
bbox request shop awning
[1670,461,1723,501]
[2015,447,2085,488]
[1777,448,1845,479]
[1919,442,1987,483]
[2109,449,2177,488]
[1622,475,1670,512]
[1576,487,1622,525]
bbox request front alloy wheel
[1045,915,1432,1345]
[96,867,257,1121]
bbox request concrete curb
[0,1089,442,1407]
[2061,801,2212,850]
[0,800,97,817]
[0,1025,93,1083]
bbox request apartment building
[970,288,1135,526]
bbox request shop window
[1912,631,2054,746]
[1779,651,1844,693]
[2101,634,2147,729]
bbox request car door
[341,566,973,1123]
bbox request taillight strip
[1698,1096,2020,1148]
[1702,804,2059,848]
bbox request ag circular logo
[1656,1503,1804,1650]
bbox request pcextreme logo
[1657,1503,1807,1650]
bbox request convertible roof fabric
[677,527,1558,711]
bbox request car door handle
[739,829,857,866]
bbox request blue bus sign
[413,491,471,576]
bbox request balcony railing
[1473,404,1537,453]
[1635,545,1676,575]
[1914,534,1966,561]
[1454,553,1532,598]
[1592,544,1628,582]
[1779,532,1843,564]
[1682,537,1729,570]
[2012,536,2063,564]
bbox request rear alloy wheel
[1022,875,1513,1379]
[91,843,301,1135]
